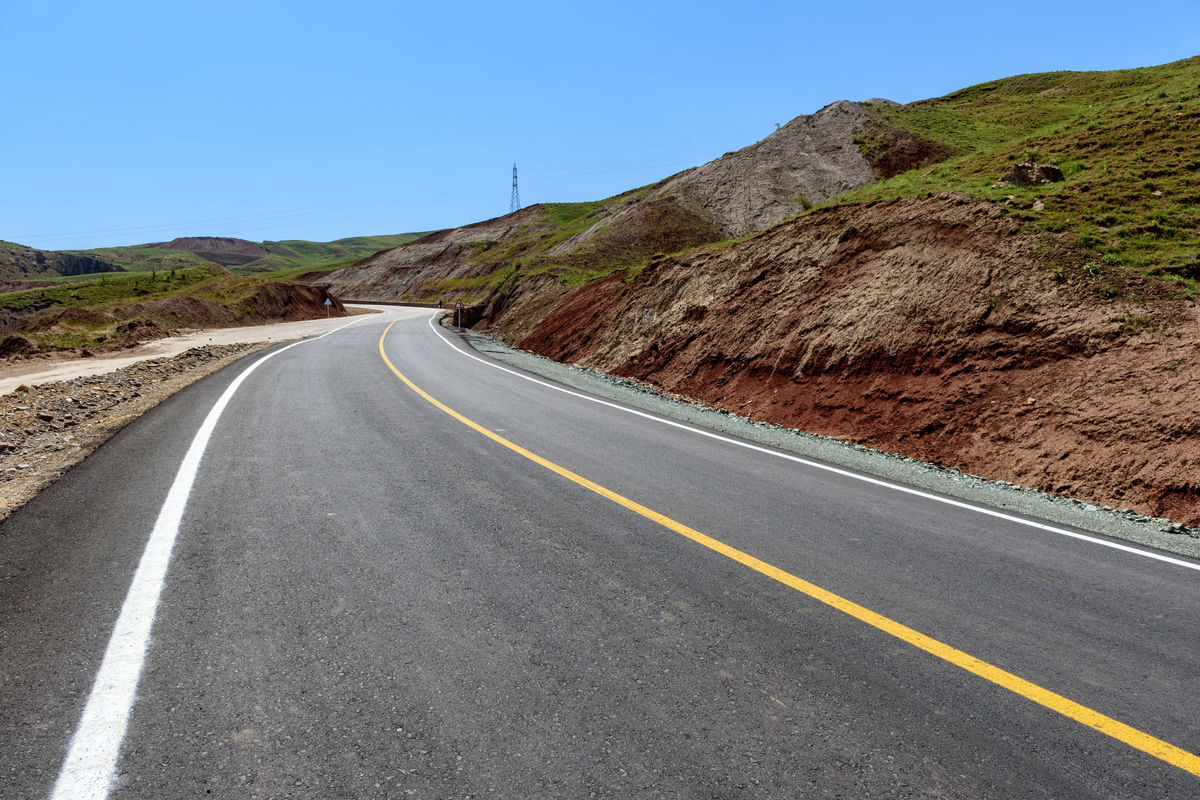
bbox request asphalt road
[2,307,1198,798]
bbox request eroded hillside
[318,100,894,302]
[482,192,1198,524]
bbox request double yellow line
[379,319,1200,779]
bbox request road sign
[455,300,464,309]
[324,298,333,306]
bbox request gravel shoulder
[456,324,1200,561]
[0,343,274,523]
[0,314,379,524]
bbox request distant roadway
[2,307,1198,798]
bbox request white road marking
[51,315,371,800]
[420,312,1200,574]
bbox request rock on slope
[481,193,1200,526]
[319,100,887,300]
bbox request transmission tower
[509,163,521,213]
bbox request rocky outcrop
[993,162,1065,188]
[548,100,883,256]
[0,241,121,281]
[55,253,119,276]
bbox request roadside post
[455,299,464,330]
[324,297,333,318]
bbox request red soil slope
[484,193,1200,525]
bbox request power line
[509,163,521,213]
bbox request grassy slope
[0,265,228,313]
[66,245,209,272]
[399,60,1200,307]
[838,56,1200,293]
[242,233,426,273]
[0,265,325,349]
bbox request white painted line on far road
[51,314,374,800]
[419,312,1200,575]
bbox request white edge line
[51,315,371,800]
[418,312,1200,574]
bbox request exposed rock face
[646,100,880,236]
[55,253,117,276]
[993,162,1065,188]
[0,241,121,281]
[148,236,269,266]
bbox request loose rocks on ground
[0,343,267,524]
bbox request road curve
[2,307,1198,798]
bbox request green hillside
[67,233,426,276]
[841,56,1200,292]
[238,234,427,273]
[66,245,209,272]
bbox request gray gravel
[459,327,1200,561]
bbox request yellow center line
[378,318,1200,778]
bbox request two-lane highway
[2,307,1198,798]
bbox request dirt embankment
[320,206,549,301]
[482,193,1200,525]
[0,281,343,359]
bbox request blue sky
[2,1,1197,251]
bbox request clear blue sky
[2,1,1197,251]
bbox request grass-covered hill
[842,55,1200,292]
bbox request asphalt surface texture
[2,307,1198,799]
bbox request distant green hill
[244,234,427,273]
[67,233,427,276]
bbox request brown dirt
[147,236,269,266]
[485,193,1200,526]
[319,205,550,301]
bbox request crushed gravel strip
[0,343,271,524]
[457,326,1200,561]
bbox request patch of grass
[1120,314,1153,335]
